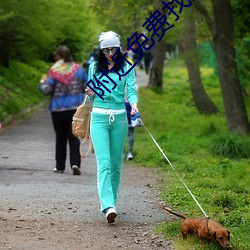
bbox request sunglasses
[102,47,119,55]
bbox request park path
[0,70,173,249]
[136,69,149,88]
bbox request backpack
[72,95,93,158]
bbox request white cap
[99,31,121,49]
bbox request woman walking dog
[85,31,138,223]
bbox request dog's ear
[213,231,217,240]
[227,230,230,240]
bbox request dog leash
[139,118,209,218]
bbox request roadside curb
[0,99,48,129]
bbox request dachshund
[162,206,231,249]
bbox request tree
[92,0,153,48]
[147,1,189,90]
[194,0,250,134]
[0,0,59,66]
[147,0,168,90]
[92,0,171,90]
[184,7,218,114]
[0,0,98,66]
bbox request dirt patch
[0,216,174,250]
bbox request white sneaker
[105,207,117,223]
[127,152,133,160]
[53,168,64,173]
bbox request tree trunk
[184,8,218,114]
[194,0,250,134]
[147,0,167,90]
[212,0,250,134]
[147,41,166,90]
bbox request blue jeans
[90,111,128,212]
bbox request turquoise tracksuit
[88,62,138,212]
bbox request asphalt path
[0,69,172,249]
[0,106,165,222]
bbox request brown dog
[163,207,231,249]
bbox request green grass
[0,60,50,123]
[129,59,250,250]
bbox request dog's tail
[162,206,187,220]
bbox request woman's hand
[40,74,47,83]
[85,87,95,97]
[131,103,138,116]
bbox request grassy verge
[0,60,50,124]
[129,59,250,250]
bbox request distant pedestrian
[124,53,137,160]
[132,45,144,70]
[85,31,138,223]
[125,101,135,160]
[87,46,99,68]
[143,45,152,74]
[39,45,87,175]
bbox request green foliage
[92,0,153,47]
[210,192,238,209]
[232,0,250,39]
[233,0,250,98]
[236,37,250,95]
[129,58,250,249]
[210,135,250,159]
[92,0,187,47]
[194,0,213,42]
[0,0,99,66]
[0,60,49,122]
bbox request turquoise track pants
[90,111,128,212]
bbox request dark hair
[96,48,126,73]
[54,45,73,63]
